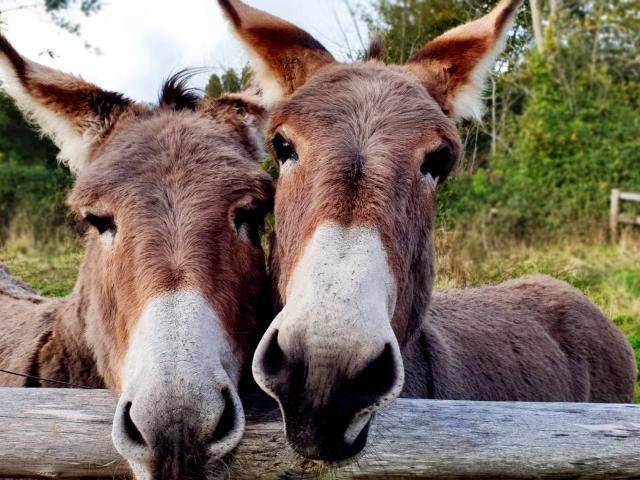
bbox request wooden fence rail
[610,189,640,242]
[0,388,639,479]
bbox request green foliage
[0,91,70,246]
[365,0,530,64]
[0,162,73,245]
[44,0,101,14]
[438,46,639,238]
[205,66,253,98]
[367,0,640,239]
[491,56,639,235]
[0,0,105,36]
[206,74,223,99]
[0,93,58,167]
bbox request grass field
[1,231,638,401]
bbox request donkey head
[219,0,521,461]
[0,36,273,478]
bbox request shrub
[0,162,74,245]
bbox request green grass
[0,241,82,297]
[1,233,638,401]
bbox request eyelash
[271,133,299,165]
[84,213,116,235]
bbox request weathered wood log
[620,192,640,203]
[0,388,639,479]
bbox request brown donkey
[218,0,637,462]
[0,35,274,478]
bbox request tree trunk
[530,0,545,55]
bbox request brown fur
[264,60,636,404]
[0,36,274,479]
[267,62,459,342]
[218,0,334,96]
[218,1,637,461]
[0,100,274,388]
[404,276,635,402]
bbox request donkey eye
[420,144,456,184]
[271,133,299,165]
[84,213,116,235]
[233,206,265,246]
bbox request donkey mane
[364,33,385,62]
[158,69,203,111]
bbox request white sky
[1,0,372,103]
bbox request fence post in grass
[610,189,620,243]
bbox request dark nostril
[259,328,287,377]
[352,343,399,401]
[123,401,146,447]
[209,388,237,444]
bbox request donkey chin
[112,292,245,479]
[253,223,406,462]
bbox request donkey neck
[28,283,104,388]
[18,249,107,389]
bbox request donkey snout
[112,381,244,477]
[253,327,404,461]
[112,293,246,479]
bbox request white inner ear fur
[245,50,286,108]
[444,1,519,121]
[0,58,94,174]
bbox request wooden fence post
[610,189,621,242]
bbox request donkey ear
[405,0,522,121]
[217,0,335,106]
[0,35,132,174]
[203,93,268,161]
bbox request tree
[367,0,640,237]
[365,0,530,64]
[205,66,253,98]
[222,69,241,93]
[0,0,102,36]
[206,74,223,99]
[0,93,58,167]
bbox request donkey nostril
[209,389,237,444]
[123,401,147,447]
[260,328,286,376]
[353,343,399,401]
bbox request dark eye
[233,206,266,246]
[271,133,299,165]
[420,144,456,184]
[84,213,116,235]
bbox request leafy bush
[438,51,640,239]
[0,162,73,245]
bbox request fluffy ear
[217,0,335,106]
[0,35,132,174]
[202,92,268,161]
[405,0,522,121]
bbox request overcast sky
[1,0,372,103]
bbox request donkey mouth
[287,415,374,463]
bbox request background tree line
[366,0,639,240]
[0,0,638,246]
